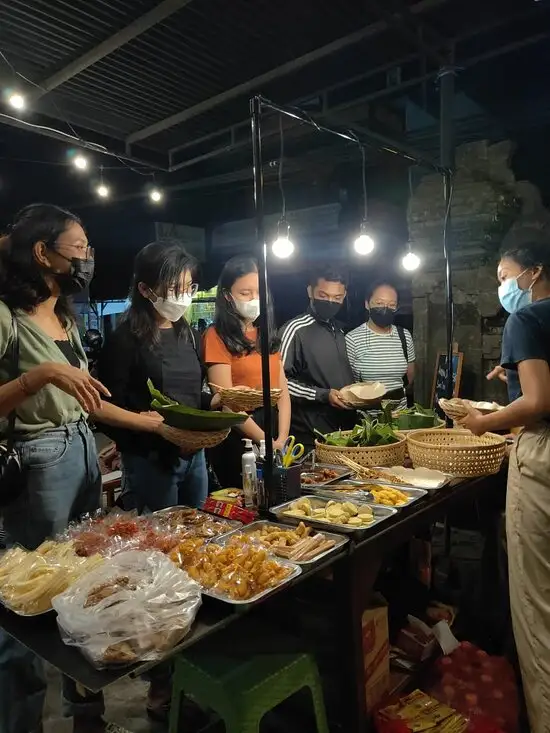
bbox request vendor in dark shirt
[98,241,216,512]
[460,240,550,733]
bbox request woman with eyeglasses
[345,281,415,410]
[0,204,162,733]
[204,255,291,488]
[98,240,214,516]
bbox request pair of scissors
[282,435,305,468]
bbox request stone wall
[408,140,550,406]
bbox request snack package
[0,541,104,615]
[52,550,202,668]
[375,690,468,733]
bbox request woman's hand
[28,363,111,413]
[459,406,486,436]
[138,411,165,433]
[210,392,222,410]
[273,438,286,453]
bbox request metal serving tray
[214,520,349,566]
[199,553,302,605]
[153,506,242,535]
[270,495,397,538]
[300,463,352,488]
[311,484,428,510]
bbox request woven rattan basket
[406,428,506,477]
[160,425,230,452]
[438,398,469,422]
[314,431,407,468]
[210,384,281,413]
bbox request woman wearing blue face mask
[461,241,550,733]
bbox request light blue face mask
[498,270,532,314]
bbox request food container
[300,463,352,488]
[270,495,397,537]
[215,520,349,565]
[312,485,428,509]
[406,429,506,477]
[314,432,407,468]
[200,554,302,605]
[370,466,451,490]
[153,506,242,536]
[209,384,282,413]
[0,598,53,617]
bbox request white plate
[374,466,450,490]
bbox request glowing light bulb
[402,251,421,271]
[272,236,295,258]
[149,188,163,203]
[96,184,109,198]
[354,233,375,255]
[73,154,88,170]
[8,93,25,111]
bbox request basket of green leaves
[385,403,445,432]
[314,413,407,468]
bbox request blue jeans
[0,420,104,733]
[121,450,208,512]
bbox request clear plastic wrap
[52,550,202,668]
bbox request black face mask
[52,255,95,295]
[368,306,396,329]
[312,299,341,322]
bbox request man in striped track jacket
[279,264,356,450]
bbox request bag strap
[6,313,20,452]
[396,326,408,363]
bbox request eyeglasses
[53,242,94,260]
[167,283,199,298]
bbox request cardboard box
[362,594,390,711]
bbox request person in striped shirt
[345,282,415,410]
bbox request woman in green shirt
[0,204,162,733]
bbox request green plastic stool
[169,643,330,733]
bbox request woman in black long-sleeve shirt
[98,240,214,512]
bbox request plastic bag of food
[52,550,202,668]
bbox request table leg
[334,549,382,733]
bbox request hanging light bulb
[149,188,163,203]
[73,154,88,170]
[402,240,421,271]
[272,219,294,258]
[354,221,375,255]
[8,93,25,111]
[96,183,110,198]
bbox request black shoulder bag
[0,314,25,507]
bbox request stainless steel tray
[270,495,397,537]
[199,553,302,605]
[214,520,349,565]
[300,463,352,488]
[153,506,242,535]
[312,485,427,509]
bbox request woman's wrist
[23,364,56,394]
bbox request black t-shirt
[501,298,550,411]
[55,340,80,369]
[159,328,201,408]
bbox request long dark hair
[214,255,279,356]
[0,203,81,327]
[124,240,197,346]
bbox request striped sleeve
[345,330,361,381]
[279,317,325,402]
[405,329,416,363]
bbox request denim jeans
[121,450,208,512]
[0,419,104,733]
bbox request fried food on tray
[301,468,339,485]
[283,497,374,526]
[0,541,103,615]
[156,509,234,538]
[182,543,292,600]
[365,485,409,506]
[235,522,337,562]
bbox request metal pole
[439,66,456,406]
[250,95,274,509]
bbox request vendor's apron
[506,424,550,733]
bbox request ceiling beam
[29,0,196,101]
[125,0,448,145]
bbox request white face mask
[151,293,193,322]
[233,297,260,321]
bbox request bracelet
[18,372,35,396]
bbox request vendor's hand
[487,365,508,384]
[30,363,111,414]
[210,392,222,410]
[459,406,486,436]
[138,411,164,432]
[329,389,350,410]
[273,438,287,453]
